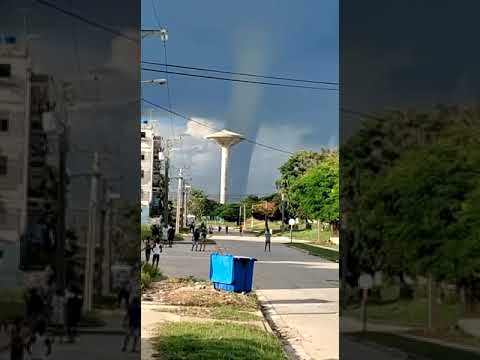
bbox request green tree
[277,149,336,222]
[289,154,339,239]
[187,188,209,218]
[342,106,480,281]
[359,125,480,298]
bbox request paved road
[154,232,339,360]
[0,333,138,360]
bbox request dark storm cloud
[2,0,140,207]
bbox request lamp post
[42,80,73,292]
[141,79,167,85]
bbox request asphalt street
[152,232,339,360]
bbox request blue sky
[141,0,338,199]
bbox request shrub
[141,261,164,290]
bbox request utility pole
[56,92,67,292]
[251,204,254,230]
[175,168,183,233]
[281,193,285,232]
[239,204,242,226]
[244,204,246,228]
[163,154,169,226]
[83,152,100,314]
[101,181,117,296]
[183,185,190,228]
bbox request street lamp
[141,78,167,85]
[141,28,168,40]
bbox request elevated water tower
[206,129,245,204]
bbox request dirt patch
[142,277,258,310]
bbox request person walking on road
[121,296,140,353]
[26,320,51,360]
[225,225,229,234]
[65,288,82,344]
[50,289,66,344]
[162,225,169,246]
[200,225,208,251]
[167,225,175,248]
[4,317,28,360]
[152,241,161,269]
[151,224,160,243]
[192,228,200,251]
[143,238,152,263]
[264,228,272,252]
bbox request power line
[147,2,176,138]
[340,108,384,121]
[142,60,339,86]
[35,0,139,43]
[141,98,294,155]
[141,68,339,91]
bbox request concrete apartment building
[141,121,155,223]
[0,36,58,286]
[0,36,32,286]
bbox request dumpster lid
[234,256,257,262]
[209,253,235,284]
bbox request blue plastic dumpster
[209,253,257,293]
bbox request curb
[285,243,339,263]
[257,293,314,360]
[48,327,125,335]
[75,328,125,335]
[396,333,480,355]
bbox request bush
[141,271,152,290]
[141,261,164,290]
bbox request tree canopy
[277,149,338,220]
[289,153,339,223]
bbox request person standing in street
[192,228,200,251]
[121,296,140,353]
[50,289,66,344]
[65,288,82,344]
[143,237,152,263]
[4,317,28,360]
[26,320,51,360]
[200,225,208,251]
[167,225,175,248]
[225,225,229,234]
[162,225,169,246]
[152,241,161,269]
[264,227,272,252]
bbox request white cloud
[147,115,331,200]
[246,124,325,194]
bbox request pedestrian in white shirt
[152,241,161,269]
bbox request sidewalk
[341,316,480,356]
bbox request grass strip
[287,242,339,262]
[155,321,286,360]
[165,305,261,322]
[349,331,480,360]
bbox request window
[0,64,11,78]
[0,118,8,132]
[0,156,7,175]
[141,170,144,178]
[141,131,146,138]
[141,153,145,160]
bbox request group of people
[191,223,209,252]
[216,225,229,233]
[142,224,176,269]
[1,283,83,360]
